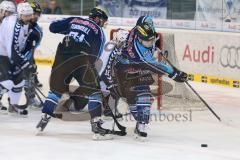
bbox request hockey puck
[201,144,208,147]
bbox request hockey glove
[168,67,188,83]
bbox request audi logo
[220,46,240,69]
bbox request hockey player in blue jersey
[24,2,43,109]
[36,7,113,140]
[101,16,188,140]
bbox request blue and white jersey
[24,23,43,60]
[49,17,105,58]
[0,15,31,66]
[101,27,173,86]
[122,27,173,73]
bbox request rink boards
[35,15,240,89]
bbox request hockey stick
[111,97,127,136]
[109,110,127,136]
[33,85,45,106]
[158,50,221,122]
[111,96,117,132]
[184,81,221,121]
[35,86,47,99]
[103,95,127,136]
[85,59,127,135]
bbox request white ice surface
[0,65,240,160]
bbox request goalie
[101,16,188,140]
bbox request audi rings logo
[220,46,240,69]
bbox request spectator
[42,1,51,14]
[43,0,62,14]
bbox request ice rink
[0,65,240,160]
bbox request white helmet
[0,1,16,13]
[17,2,33,15]
[113,29,129,43]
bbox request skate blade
[92,133,113,141]
[134,134,147,142]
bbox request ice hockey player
[0,0,16,25]
[101,16,188,140]
[53,29,129,119]
[23,2,43,108]
[0,0,16,113]
[36,7,115,140]
[0,2,34,116]
[99,28,129,118]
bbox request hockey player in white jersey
[0,0,16,113]
[99,29,129,118]
[0,2,33,116]
[0,0,16,24]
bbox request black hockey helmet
[89,7,108,21]
[136,16,156,41]
[30,2,42,13]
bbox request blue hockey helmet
[136,16,156,41]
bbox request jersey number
[69,31,85,43]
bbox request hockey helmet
[30,2,42,14]
[89,7,108,21]
[0,1,16,13]
[17,2,33,15]
[136,16,156,41]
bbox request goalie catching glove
[168,67,188,82]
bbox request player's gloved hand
[168,67,188,83]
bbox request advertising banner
[173,31,240,80]
[97,0,167,18]
[196,0,240,31]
